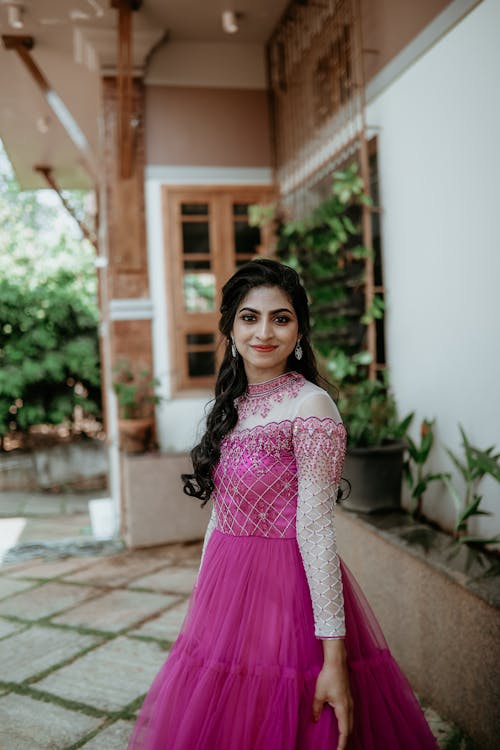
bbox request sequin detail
[204,417,346,638]
[237,371,306,420]
[213,421,297,539]
[293,417,346,638]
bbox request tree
[0,141,101,443]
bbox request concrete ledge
[0,439,107,491]
[121,452,209,548]
[336,508,500,750]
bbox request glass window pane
[234,221,261,255]
[182,221,210,254]
[183,273,216,312]
[188,351,215,377]
[233,203,249,216]
[187,333,215,345]
[181,203,209,216]
[183,259,211,270]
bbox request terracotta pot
[118,418,154,454]
[343,442,406,513]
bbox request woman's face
[231,285,299,384]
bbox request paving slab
[0,581,102,620]
[36,636,165,712]
[131,599,189,641]
[0,617,27,640]
[7,556,98,580]
[63,551,171,587]
[163,542,203,567]
[79,720,134,749]
[130,565,198,595]
[0,693,102,750]
[0,624,100,682]
[0,557,44,575]
[14,514,92,541]
[52,589,179,632]
[0,576,37,601]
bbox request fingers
[312,695,324,722]
[334,701,349,750]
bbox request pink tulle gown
[129,372,437,750]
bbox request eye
[240,314,257,322]
[274,315,291,324]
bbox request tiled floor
[0,493,466,749]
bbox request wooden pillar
[101,76,153,374]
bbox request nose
[256,319,273,340]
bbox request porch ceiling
[0,0,288,190]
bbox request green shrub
[0,141,101,439]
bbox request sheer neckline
[246,371,303,398]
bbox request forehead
[238,285,293,311]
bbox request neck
[245,367,289,386]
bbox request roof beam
[2,34,97,182]
[34,165,98,249]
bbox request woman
[129,259,437,750]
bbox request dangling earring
[230,336,237,358]
[294,339,303,360]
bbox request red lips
[251,345,278,352]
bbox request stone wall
[0,439,108,492]
[336,509,500,750]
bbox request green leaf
[442,475,463,514]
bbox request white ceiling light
[222,10,239,34]
[4,2,24,29]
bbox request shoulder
[292,379,342,423]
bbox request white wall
[367,0,500,536]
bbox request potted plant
[338,373,414,513]
[112,359,161,453]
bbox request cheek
[232,322,245,341]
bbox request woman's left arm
[293,392,353,750]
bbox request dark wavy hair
[182,258,348,504]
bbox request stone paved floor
[0,541,202,750]
[0,494,467,749]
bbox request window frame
[163,185,275,393]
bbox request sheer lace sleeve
[198,504,217,573]
[293,392,347,639]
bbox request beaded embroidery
[236,371,306,420]
[200,378,347,638]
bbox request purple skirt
[129,530,437,749]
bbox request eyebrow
[238,306,295,315]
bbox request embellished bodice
[214,422,298,538]
[214,417,346,539]
[201,371,347,639]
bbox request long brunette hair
[182,258,329,504]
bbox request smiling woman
[231,286,300,384]
[129,258,437,750]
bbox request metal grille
[268,0,380,378]
[268,0,366,217]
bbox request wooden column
[101,76,152,372]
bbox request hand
[312,648,353,750]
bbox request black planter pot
[343,442,406,513]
